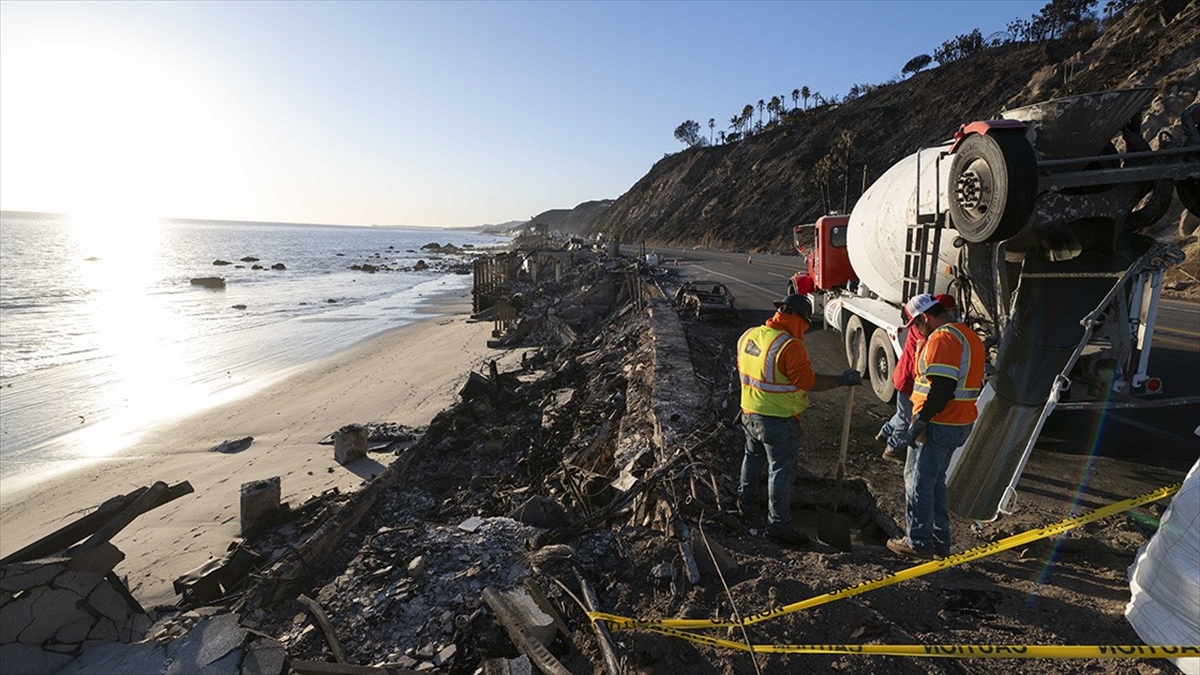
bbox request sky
[0,0,1048,228]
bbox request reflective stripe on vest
[911,323,983,425]
[738,325,810,417]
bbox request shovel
[819,339,860,552]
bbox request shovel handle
[838,385,855,477]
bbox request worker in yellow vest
[887,293,985,560]
[737,294,862,548]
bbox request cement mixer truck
[787,88,1200,521]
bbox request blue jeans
[740,413,801,534]
[903,422,973,552]
[879,393,914,450]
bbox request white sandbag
[1126,458,1200,674]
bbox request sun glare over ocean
[0,211,508,487]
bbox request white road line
[767,272,787,278]
[693,265,782,297]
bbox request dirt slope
[592,0,1199,252]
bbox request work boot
[882,446,906,463]
[767,528,811,550]
[887,537,933,559]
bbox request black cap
[773,294,813,322]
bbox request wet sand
[0,294,520,607]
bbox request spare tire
[949,131,1038,244]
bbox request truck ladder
[902,148,949,300]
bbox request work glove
[836,369,862,387]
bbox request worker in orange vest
[887,294,984,560]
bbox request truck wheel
[844,316,868,374]
[1179,178,1200,218]
[949,131,1038,244]
[868,329,897,404]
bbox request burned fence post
[334,424,368,465]
[241,477,282,536]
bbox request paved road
[642,244,1200,474]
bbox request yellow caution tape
[589,482,1181,632]
[640,625,1199,658]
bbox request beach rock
[189,277,226,289]
[270,263,286,270]
[210,437,253,454]
[240,256,259,262]
[414,260,429,271]
[251,264,264,270]
[231,304,247,310]
[212,260,232,266]
[421,242,441,250]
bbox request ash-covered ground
[221,244,1186,675]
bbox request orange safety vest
[911,322,985,426]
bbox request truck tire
[1179,178,1200,218]
[868,329,897,404]
[948,131,1038,244]
[845,316,868,374]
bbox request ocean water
[0,211,508,487]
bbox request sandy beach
[0,293,521,607]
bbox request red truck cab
[791,214,856,293]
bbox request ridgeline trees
[934,28,985,64]
[674,120,704,148]
[670,0,1112,147]
[902,54,933,76]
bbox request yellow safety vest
[738,325,810,418]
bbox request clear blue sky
[1,0,1046,228]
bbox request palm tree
[801,86,810,110]
[719,130,726,145]
[792,88,800,111]
[757,99,765,126]
[741,105,754,135]
[729,115,741,136]
[769,96,781,122]
[708,118,715,144]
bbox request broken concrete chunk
[163,613,246,675]
[1,562,64,593]
[66,542,125,574]
[407,556,427,577]
[19,588,87,645]
[651,563,675,580]
[458,516,485,533]
[241,636,286,675]
[240,477,282,536]
[333,424,368,465]
[0,587,42,643]
[496,588,556,647]
[434,643,457,666]
[690,529,740,578]
[0,643,73,675]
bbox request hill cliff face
[593,0,1198,252]
[526,200,613,236]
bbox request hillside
[592,0,1199,252]
[526,199,614,236]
